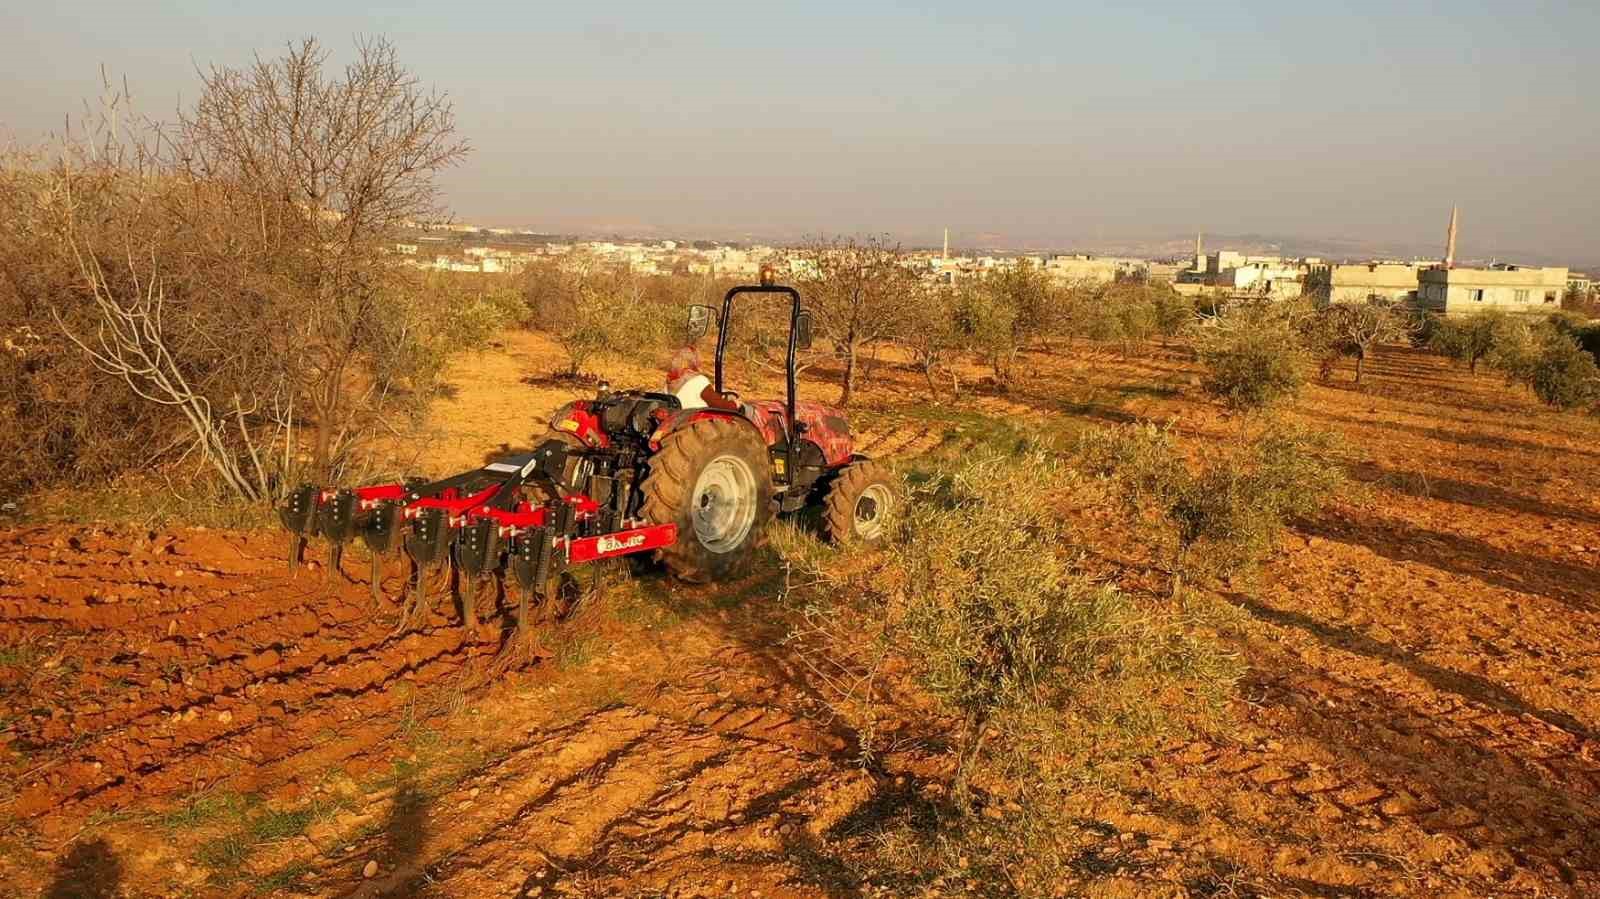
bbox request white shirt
[673,373,712,410]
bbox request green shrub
[1080,421,1345,590]
[896,454,1109,798]
[779,449,1241,896]
[1430,310,1508,373]
[1151,287,1195,345]
[1485,315,1542,386]
[1561,320,1600,360]
[1111,290,1159,355]
[1531,333,1600,410]
[781,452,1239,805]
[1193,300,1308,410]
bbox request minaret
[1444,206,1458,269]
[1194,231,1205,272]
[942,228,949,263]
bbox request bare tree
[40,81,287,500]
[524,254,610,378]
[37,39,471,503]
[793,235,919,407]
[175,37,469,476]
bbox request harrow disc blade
[279,484,317,535]
[456,519,502,580]
[405,507,452,568]
[515,583,538,638]
[279,484,317,570]
[326,541,343,581]
[361,501,405,555]
[509,526,553,594]
[316,488,358,545]
[369,552,387,608]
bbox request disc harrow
[281,437,676,637]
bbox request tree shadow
[777,774,954,897]
[1011,389,1148,426]
[481,442,542,465]
[520,371,594,389]
[625,563,897,762]
[1244,647,1600,884]
[1353,461,1600,526]
[45,838,122,899]
[1184,854,1374,899]
[1324,353,1542,417]
[1315,412,1600,461]
[381,778,431,870]
[1298,513,1600,612]
[1226,592,1595,743]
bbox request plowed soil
[5,331,1600,897]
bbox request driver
[666,342,742,412]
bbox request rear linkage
[279,434,675,637]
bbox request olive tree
[794,235,920,406]
[1530,333,1600,409]
[1430,310,1508,373]
[956,278,1022,386]
[1193,299,1310,411]
[900,280,966,398]
[1319,300,1418,384]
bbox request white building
[1417,263,1570,314]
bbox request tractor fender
[649,408,766,451]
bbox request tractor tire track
[326,686,870,898]
[0,526,505,827]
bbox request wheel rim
[853,483,894,541]
[691,454,758,552]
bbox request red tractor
[280,275,898,635]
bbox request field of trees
[5,39,1600,899]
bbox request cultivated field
[4,330,1600,897]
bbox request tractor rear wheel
[641,418,775,582]
[822,460,899,546]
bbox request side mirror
[687,304,714,340]
[795,310,814,350]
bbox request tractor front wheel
[642,418,776,582]
[822,461,899,546]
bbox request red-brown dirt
[3,333,1600,897]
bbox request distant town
[398,211,1594,314]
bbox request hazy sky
[3,1,1596,260]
